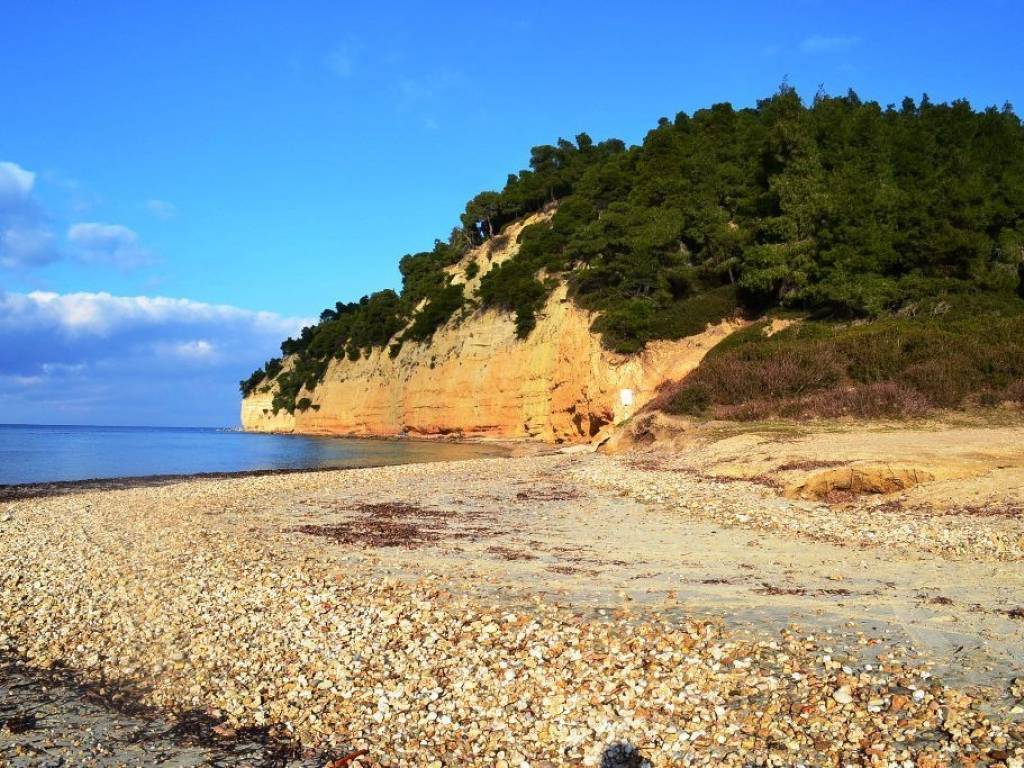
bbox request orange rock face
[241,212,741,443]
[240,284,740,443]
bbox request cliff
[242,215,743,443]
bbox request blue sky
[2,1,1022,426]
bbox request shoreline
[0,435,547,502]
[0,453,522,503]
[2,426,1022,766]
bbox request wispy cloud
[320,43,470,133]
[326,44,355,78]
[68,222,155,269]
[3,161,165,273]
[0,161,60,269]
[146,199,177,220]
[394,69,466,132]
[47,174,104,214]
[0,161,34,197]
[396,68,464,108]
[800,34,861,53]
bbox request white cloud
[68,222,154,269]
[1,290,304,338]
[0,290,310,426]
[41,362,85,375]
[0,161,35,199]
[1,226,58,269]
[2,161,165,272]
[164,339,217,361]
[0,161,60,269]
[146,199,177,219]
[800,34,860,53]
[178,339,213,355]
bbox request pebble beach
[2,450,1023,767]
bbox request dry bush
[897,354,979,407]
[677,343,845,407]
[659,300,1024,422]
[702,382,931,421]
[1006,379,1024,405]
[795,382,931,419]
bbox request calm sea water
[0,424,509,485]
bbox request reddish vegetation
[290,502,458,548]
[713,382,932,421]
[654,305,1024,421]
[485,545,538,561]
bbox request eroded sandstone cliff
[241,215,742,443]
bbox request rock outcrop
[241,214,742,443]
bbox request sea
[0,423,509,486]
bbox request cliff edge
[241,214,742,442]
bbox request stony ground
[0,656,326,767]
[1,448,1023,767]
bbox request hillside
[241,214,741,440]
[241,86,1024,437]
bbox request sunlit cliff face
[242,284,742,443]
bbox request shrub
[714,383,932,421]
[405,284,465,342]
[239,357,285,396]
[660,293,1024,421]
[1007,380,1024,405]
[478,259,550,338]
[648,285,742,340]
[239,369,265,397]
[897,355,980,407]
[665,384,711,415]
[667,340,844,408]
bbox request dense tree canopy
[242,87,1024,414]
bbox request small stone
[832,686,854,705]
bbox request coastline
[2,426,1023,766]
[0,435,540,502]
